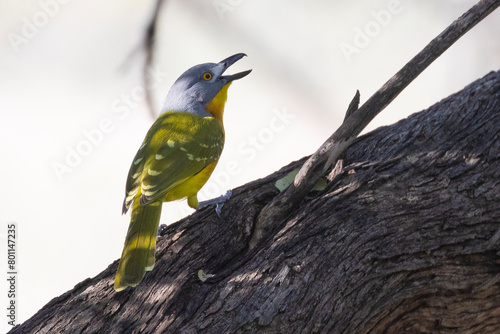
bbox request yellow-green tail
[114,200,162,292]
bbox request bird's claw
[198,190,232,217]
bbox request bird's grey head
[161,53,251,117]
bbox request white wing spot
[155,154,165,160]
[125,189,138,202]
[180,147,187,152]
[167,140,175,148]
[148,169,162,176]
[199,143,209,148]
[187,153,194,160]
[133,157,143,165]
[143,189,159,197]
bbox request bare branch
[250,0,500,249]
[143,0,166,120]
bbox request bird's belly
[164,160,219,203]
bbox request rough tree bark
[11,69,500,333]
[250,0,500,248]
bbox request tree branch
[10,70,500,334]
[143,0,166,120]
[250,0,500,249]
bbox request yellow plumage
[114,54,250,292]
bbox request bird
[114,53,251,292]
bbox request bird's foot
[158,224,168,236]
[198,190,232,216]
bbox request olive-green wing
[122,141,148,214]
[122,112,224,212]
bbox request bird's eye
[203,72,213,81]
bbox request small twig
[249,0,500,249]
[118,1,166,120]
[343,90,360,122]
[326,90,360,182]
[143,0,166,120]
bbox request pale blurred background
[1,0,499,329]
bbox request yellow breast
[205,83,231,123]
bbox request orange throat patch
[205,83,231,123]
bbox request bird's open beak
[219,53,252,83]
